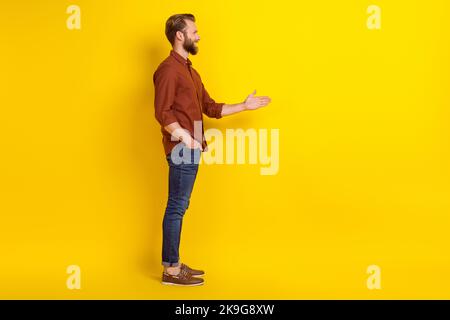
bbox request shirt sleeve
[153,66,178,127]
[201,82,224,119]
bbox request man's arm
[201,81,271,118]
[164,122,203,150]
[154,66,201,150]
[221,90,272,117]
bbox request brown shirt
[153,49,224,155]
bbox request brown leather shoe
[161,267,204,286]
[181,263,205,277]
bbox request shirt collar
[170,49,192,67]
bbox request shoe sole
[161,281,204,286]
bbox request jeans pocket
[168,143,201,165]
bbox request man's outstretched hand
[220,89,272,117]
[244,90,272,110]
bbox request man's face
[181,20,200,55]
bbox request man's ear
[175,30,184,42]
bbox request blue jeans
[162,145,201,267]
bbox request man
[153,13,271,286]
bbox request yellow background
[1,0,449,299]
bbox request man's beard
[183,35,199,55]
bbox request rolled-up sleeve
[153,66,178,127]
[201,82,224,119]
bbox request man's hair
[165,14,196,46]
